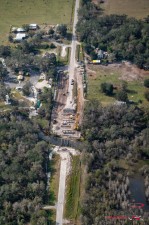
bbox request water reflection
[130,175,149,211]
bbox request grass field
[0,0,74,44]
[76,45,84,62]
[101,0,149,19]
[49,154,60,205]
[65,155,81,221]
[48,154,60,224]
[87,64,149,107]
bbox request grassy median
[65,155,81,221]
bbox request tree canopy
[76,2,149,68]
[0,110,50,224]
[81,101,149,224]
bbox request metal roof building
[14,33,26,41]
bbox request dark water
[130,175,149,211]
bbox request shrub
[101,82,113,96]
[116,90,128,102]
[144,90,149,101]
[144,79,149,88]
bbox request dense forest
[76,0,149,69]
[81,101,149,224]
[0,110,50,225]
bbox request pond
[130,175,149,211]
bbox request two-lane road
[65,0,80,110]
[55,1,80,224]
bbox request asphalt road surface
[65,0,80,110]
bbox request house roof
[17,75,24,80]
[14,33,26,41]
[17,28,26,32]
[29,23,37,27]
[29,24,37,29]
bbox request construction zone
[51,63,85,138]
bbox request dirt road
[54,146,79,225]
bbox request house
[14,33,26,41]
[17,28,26,32]
[39,72,46,80]
[97,50,104,59]
[49,78,52,85]
[17,75,24,81]
[29,24,38,30]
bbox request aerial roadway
[65,0,80,111]
[55,0,80,224]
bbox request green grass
[47,154,60,224]
[0,101,12,111]
[87,66,119,105]
[49,154,60,205]
[76,45,84,62]
[58,46,71,65]
[87,65,149,107]
[0,0,74,44]
[65,155,81,221]
[73,81,77,100]
[11,91,32,106]
[101,0,149,19]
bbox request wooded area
[77,1,149,69]
[81,101,149,224]
[0,110,50,225]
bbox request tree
[22,81,32,96]
[90,51,97,60]
[0,82,10,101]
[49,43,56,49]
[101,82,113,95]
[0,62,7,81]
[0,45,11,57]
[40,53,56,72]
[116,90,128,102]
[22,24,29,32]
[21,40,33,54]
[144,90,149,101]
[8,35,13,43]
[120,81,128,92]
[144,79,149,88]
[47,67,57,80]
[48,28,54,35]
[57,24,67,37]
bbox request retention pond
[130,175,149,211]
